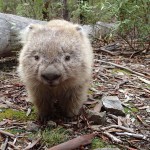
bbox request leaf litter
[0,44,150,150]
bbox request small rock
[87,110,106,125]
[47,120,57,128]
[26,121,39,132]
[94,148,120,150]
[102,96,125,116]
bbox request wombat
[18,20,93,121]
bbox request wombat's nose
[41,73,61,82]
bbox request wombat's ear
[27,24,42,30]
[19,23,42,44]
[74,24,85,36]
[76,25,82,31]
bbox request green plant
[0,108,36,121]
[71,1,101,24]
[101,0,150,52]
[42,127,68,147]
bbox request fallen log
[0,13,115,57]
[0,13,46,57]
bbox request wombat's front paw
[38,114,52,124]
[63,115,78,123]
[66,108,80,118]
[38,115,47,124]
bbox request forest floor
[0,41,150,150]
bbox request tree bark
[42,0,50,20]
[62,0,69,21]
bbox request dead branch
[8,142,20,150]
[96,60,150,79]
[94,48,118,56]
[48,133,97,150]
[101,125,134,133]
[0,129,15,138]
[107,114,118,121]
[94,43,121,56]
[103,132,122,143]
[24,138,41,150]
[115,132,147,140]
[1,137,8,150]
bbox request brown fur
[18,19,93,121]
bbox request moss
[0,108,36,121]
[42,127,68,147]
[92,138,116,149]
[131,107,138,113]
[124,103,138,115]
[124,107,131,114]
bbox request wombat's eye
[34,55,39,61]
[65,55,71,61]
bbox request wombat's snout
[41,66,61,83]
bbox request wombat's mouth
[41,79,61,87]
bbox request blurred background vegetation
[0,0,149,52]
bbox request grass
[42,127,69,147]
[92,138,115,149]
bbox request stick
[1,137,8,150]
[94,48,117,56]
[115,132,147,140]
[24,138,41,150]
[103,132,122,143]
[101,125,134,133]
[96,60,150,79]
[8,142,20,150]
[0,129,15,137]
[48,133,97,150]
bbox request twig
[0,129,15,137]
[130,49,147,58]
[103,132,122,143]
[119,34,135,51]
[107,114,118,121]
[101,125,134,133]
[96,60,150,79]
[136,115,149,127]
[24,138,41,150]
[1,137,8,150]
[8,142,20,150]
[94,48,117,56]
[48,133,97,150]
[115,132,147,140]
